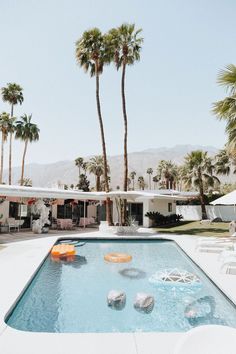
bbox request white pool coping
[0,232,235,354]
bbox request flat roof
[0,185,199,201]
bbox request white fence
[176,205,236,221]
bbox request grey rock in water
[134,293,154,314]
[107,290,126,310]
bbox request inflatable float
[104,253,132,263]
[149,268,202,293]
[51,244,76,257]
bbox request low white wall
[176,205,236,221]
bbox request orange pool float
[104,253,132,263]
[51,244,76,257]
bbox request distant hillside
[3,144,224,189]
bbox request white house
[0,185,198,230]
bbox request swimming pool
[6,239,236,333]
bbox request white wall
[143,199,176,227]
[176,205,236,221]
[0,201,10,223]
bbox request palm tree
[215,148,236,176]
[129,171,136,190]
[137,176,145,190]
[182,150,220,219]
[15,114,40,186]
[76,28,113,225]
[146,168,153,189]
[157,160,178,189]
[0,112,10,183]
[82,161,88,175]
[152,175,159,189]
[88,156,109,191]
[1,83,24,184]
[75,157,84,176]
[106,24,143,193]
[213,65,236,153]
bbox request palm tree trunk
[9,132,13,185]
[9,104,14,185]
[198,171,207,219]
[96,175,100,192]
[95,63,113,225]
[0,132,4,184]
[121,62,128,192]
[121,62,128,224]
[20,140,28,186]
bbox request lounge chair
[195,238,234,253]
[173,325,236,354]
[220,255,236,274]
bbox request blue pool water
[6,239,236,333]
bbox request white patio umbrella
[210,190,236,225]
[210,190,236,205]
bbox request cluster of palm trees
[75,24,143,224]
[75,155,111,192]
[128,150,228,218]
[0,83,39,185]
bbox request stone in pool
[107,290,126,310]
[134,293,154,314]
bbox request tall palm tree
[213,64,236,153]
[0,112,10,183]
[15,114,40,186]
[75,157,84,176]
[146,168,153,189]
[88,156,109,192]
[129,171,136,190]
[106,24,143,223]
[182,150,220,219]
[157,160,178,189]
[1,83,24,184]
[76,28,113,225]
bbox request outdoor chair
[6,218,20,232]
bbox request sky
[0,0,235,167]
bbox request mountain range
[3,144,222,189]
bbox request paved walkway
[0,227,97,244]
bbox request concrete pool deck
[0,231,235,354]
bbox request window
[57,205,72,219]
[168,203,172,212]
[9,202,28,218]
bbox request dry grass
[154,221,230,237]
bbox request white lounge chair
[220,255,236,274]
[173,325,236,354]
[195,237,235,253]
[218,248,236,262]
